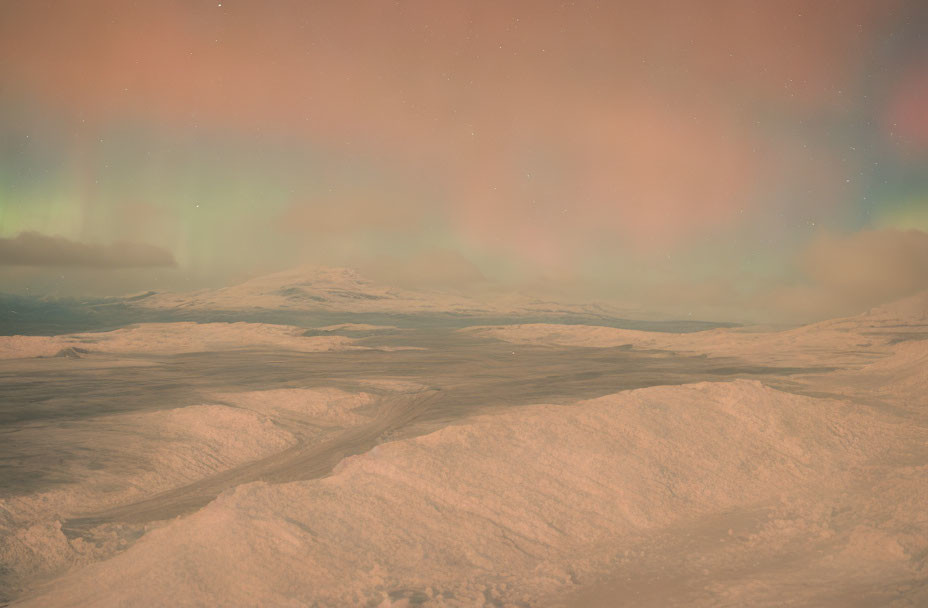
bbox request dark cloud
[0,232,176,268]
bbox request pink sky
[1,1,926,321]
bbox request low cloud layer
[763,229,928,322]
[804,229,928,299]
[355,248,488,291]
[0,232,176,268]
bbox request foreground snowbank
[0,403,294,593]
[17,380,915,607]
[0,387,380,599]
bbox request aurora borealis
[4,5,928,605]
[1,0,926,321]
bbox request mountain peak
[237,265,373,290]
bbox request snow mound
[17,380,890,607]
[0,322,360,359]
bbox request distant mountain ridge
[134,265,632,319]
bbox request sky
[0,0,926,322]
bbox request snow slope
[0,387,380,600]
[0,403,294,594]
[16,379,921,607]
[212,387,376,428]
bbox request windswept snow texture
[2,290,927,606]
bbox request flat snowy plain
[1,292,926,606]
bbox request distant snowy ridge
[133,265,631,318]
[464,289,928,367]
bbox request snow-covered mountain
[133,265,628,318]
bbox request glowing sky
[1,1,926,321]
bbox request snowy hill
[14,380,924,607]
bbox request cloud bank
[763,229,928,322]
[804,229,928,299]
[0,232,177,268]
